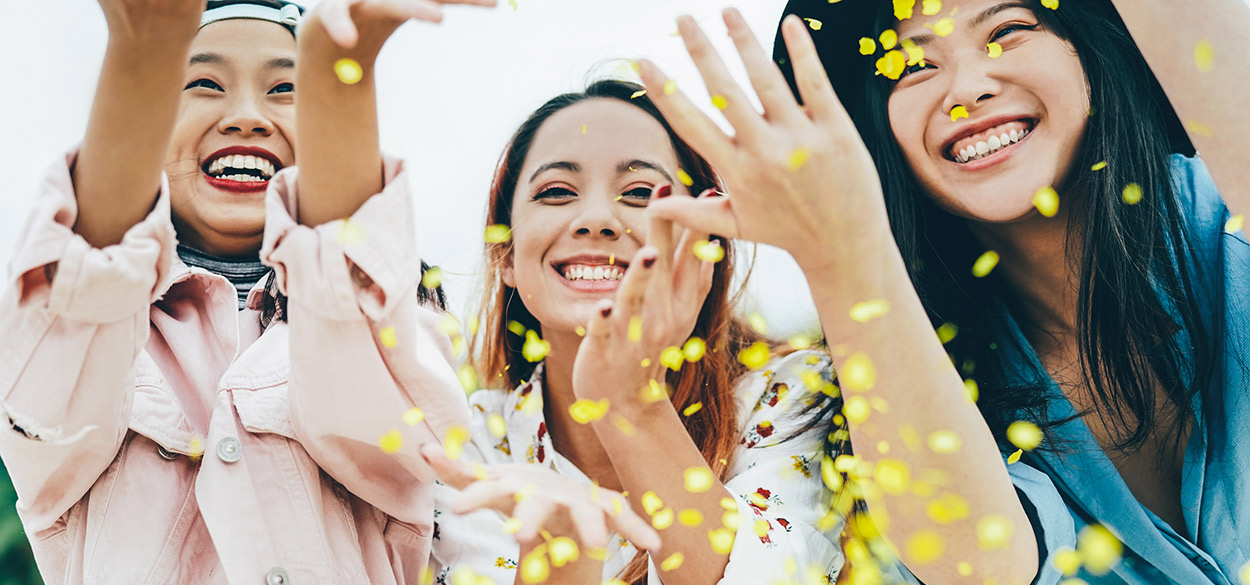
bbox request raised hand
[312,0,498,50]
[96,0,203,45]
[637,10,890,270]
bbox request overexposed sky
[0,0,822,335]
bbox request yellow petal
[683,337,707,362]
[937,322,959,343]
[787,147,812,171]
[519,549,550,584]
[874,459,911,495]
[568,398,610,424]
[1185,119,1215,137]
[804,18,823,31]
[678,509,704,526]
[972,250,999,277]
[1051,546,1082,576]
[642,491,664,515]
[661,346,686,371]
[927,430,962,454]
[738,341,772,370]
[950,105,969,122]
[660,553,684,572]
[748,312,769,334]
[335,218,367,246]
[1121,182,1144,205]
[403,407,425,426]
[508,0,518,10]
[684,467,716,493]
[880,29,899,50]
[893,0,915,20]
[676,167,694,186]
[1078,524,1123,575]
[1007,448,1023,464]
[844,396,871,424]
[379,429,402,453]
[627,316,643,342]
[1041,0,1058,8]
[458,364,478,393]
[630,89,647,99]
[1195,40,1215,72]
[693,240,725,263]
[922,0,942,15]
[652,507,674,529]
[711,94,728,110]
[484,224,512,243]
[708,529,735,554]
[664,79,678,96]
[640,379,669,403]
[549,537,580,567]
[1033,186,1060,217]
[906,531,944,564]
[859,37,877,55]
[1090,160,1107,171]
[444,425,469,460]
[849,299,890,322]
[876,49,906,80]
[334,58,363,85]
[610,414,637,436]
[1007,420,1044,450]
[841,352,876,392]
[976,515,1014,550]
[682,402,703,416]
[987,42,1002,58]
[379,326,398,348]
[522,330,551,362]
[933,17,955,37]
[487,413,507,438]
[1238,560,1249,585]
[926,492,970,523]
[1225,214,1244,233]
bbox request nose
[941,51,1005,115]
[217,93,275,137]
[570,191,624,240]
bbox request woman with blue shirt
[626,0,1250,583]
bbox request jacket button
[157,445,179,460]
[265,567,290,585]
[216,437,242,463]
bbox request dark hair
[839,1,1218,454]
[470,78,771,585]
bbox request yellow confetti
[642,491,664,515]
[640,379,668,403]
[849,299,890,322]
[522,330,550,362]
[1091,160,1107,171]
[335,218,367,246]
[652,507,674,529]
[1033,186,1059,217]
[708,529,735,554]
[738,341,771,370]
[1186,119,1215,137]
[950,105,968,122]
[876,49,906,80]
[933,17,955,37]
[692,240,724,263]
[747,312,769,334]
[683,337,706,362]
[906,531,944,564]
[1007,420,1043,450]
[403,407,425,426]
[926,492,970,523]
[788,148,811,171]
[682,402,703,416]
[549,537,579,567]
[519,549,549,584]
[444,425,469,460]
[902,41,925,66]
[844,396,871,424]
[568,398,610,424]
[804,18,823,30]
[879,29,899,50]
[334,58,363,85]
[640,357,652,367]
[841,352,876,392]
[684,467,715,493]
[859,37,877,55]
[575,326,586,337]
[581,124,588,135]
[1078,524,1123,575]
[421,267,445,290]
[1041,0,1058,8]
[956,562,973,577]
[663,79,678,96]
[927,430,962,454]
[788,334,813,350]
[922,0,941,15]
[188,436,205,458]
[711,95,728,110]
[379,326,398,348]
[458,364,478,393]
[486,413,507,438]
[972,250,999,277]
[1195,40,1215,72]
[1052,546,1082,576]
[379,429,402,453]
[1122,182,1144,205]
[484,224,512,243]
[1007,448,1023,464]
[1239,560,1250,585]
[630,90,647,99]
[893,0,915,19]
[977,515,1014,550]
[1226,214,1245,233]
[987,42,1002,58]
[627,316,643,342]
[678,509,703,526]
[610,414,637,435]
[753,518,770,538]
[937,322,958,344]
[676,168,694,187]
[874,459,911,495]
[661,346,685,371]
[660,553,684,572]
[507,0,518,9]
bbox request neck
[541,329,622,491]
[967,209,1081,355]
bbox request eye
[621,186,653,202]
[991,22,1039,42]
[185,78,223,92]
[898,61,932,80]
[269,82,294,95]
[534,186,576,202]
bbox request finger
[419,443,478,490]
[602,496,662,552]
[636,59,734,166]
[320,0,361,48]
[615,245,659,328]
[369,0,444,23]
[567,503,611,550]
[583,298,616,342]
[453,478,526,517]
[671,222,712,313]
[723,8,804,126]
[781,14,848,125]
[670,190,715,285]
[674,15,768,139]
[513,497,558,544]
[647,195,740,239]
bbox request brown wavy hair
[470,79,764,584]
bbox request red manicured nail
[654,184,673,199]
[600,306,613,318]
[642,255,656,268]
[706,189,724,198]
[697,188,717,198]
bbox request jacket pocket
[232,385,296,439]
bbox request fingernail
[707,189,724,198]
[600,306,613,318]
[642,255,657,268]
[697,188,717,198]
[655,184,673,199]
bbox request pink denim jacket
[0,149,469,584]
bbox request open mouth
[946,119,1036,164]
[555,262,627,282]
[200,148,282,192]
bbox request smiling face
[503,98,688,337]
[887,0,1089,222]
[165,19,297,257]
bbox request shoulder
[1168,154,1226,228]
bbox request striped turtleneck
[176,245,269,310]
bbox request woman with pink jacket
[0,0,557,582]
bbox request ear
[501,262,516,288]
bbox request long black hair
[849,0,1217,454]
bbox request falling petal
[660,553,684,571]
[844,396,871,424]
[893,0,915,19]
[664,79,678,96]
[950,105,969,122]
[693,240,725,263]
[1225,214,1244,233]
[849,299,890,322]
[683,337,707,362]
[927,430,962,454]
[519,549,549,584]
[379,429,402,453]
[661,346,686,371]
[874,459,911,494]
[1185,119,1214,137]
[642,491,664,515]
[977,515,1014,550]
[879,29,899,50]
[630,90,647,99]
[1007,448,1023,464]
[841,352,876,392]
[404,407,425,426]
[379,326,398,348]
[683,402,704,416]
[1121,183,1144,204]
[1041,0,1058,8]
[937,322,959,343]
[708,529,735,554]
[628,316,643,342]
[972,250,999,277]
[652,507,675,529]
[1195,40,1215,71]
[1078,524,1123,575]
[711,94,728,110]
[987,42,1002,58]
[906,531,944,564]
[444,425,469,460]
[549,537,579,567]
[804,18,823,30]
[611,414,637,436]
[677,167,694,186]
[684,467,715,492]
[788,148,812,171]
[738,341,772,370]
[484,224,512,243]
[678,509,704,526]
[1033,186,1060,217]
[458,364,478,393]
[568,398,610,424]
[933,17,955,37]
[522,330,551,362]
[334,58,363,85]
[922,0,941,15]
[1090,160,1107,171]
[487,413,507,438]
[748,312,769,334]
[859,37,877,55]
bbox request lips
[943,117,1037,163]
[551,254,631,293]
[200,146,284,193]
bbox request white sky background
[0,0,822,336]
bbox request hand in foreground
[313,0,497,50]
[638,10,889,268]
[420,444,662,552]
[571,187,717,406]
[96,0,202,46]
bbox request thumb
[419,443,479,490]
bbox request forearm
[797,237,1037,585]
[592,401,730,585]
[1110,0,1250,215]
[294,14,395,227]
[74,38,193,247]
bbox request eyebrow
[188,53,295,70]
[619,159,674,184]
[903,0,1033,47]
[529,161,579,184]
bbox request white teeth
[987,136,1001,150]
[563,265,625,281]
[999,133,1011,146]
[975,141,989,155]
[956,128,1031,163]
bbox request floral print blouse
[429,350,844,584]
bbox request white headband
[200,3,302,31]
